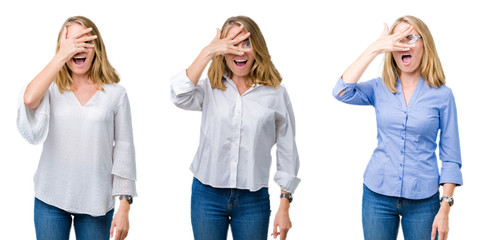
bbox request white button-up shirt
[171,70,300,193]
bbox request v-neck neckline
[396,77,423,109]
[71,90,100,107]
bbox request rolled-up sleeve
[274,89,300,193]
[170,70,205,111]
[111,92,137,197]
[438,90,463,186]
[332,77,375,105]
[16,85,50,145]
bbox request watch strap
[119,195,133,204]
[280,193,293,203]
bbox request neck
[71,73,95,89]
[399,71,420,86]
[231,75,252,87]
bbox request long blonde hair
[55,16,119,93]
[383,15,445,93]
[208,16,282,90]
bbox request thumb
[381,23,389,36]
[214,28,221,40]
[62,26,68,40]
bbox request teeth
[234,60,247,63]
[74,57,86,60]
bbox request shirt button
[399,163,403,167]
[401,137,404,140]
[401,150,404,154]
[398,177,402,180]
[402,124,405,127]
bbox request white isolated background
[0,0,477,239]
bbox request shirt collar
[222,74,263,89]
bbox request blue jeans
[362,184,440,240]
[34,198,113,240]
[191,178,271,240]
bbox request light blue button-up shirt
[333,77,462,199]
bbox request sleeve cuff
[439,162,463,186]
[112,175,137,197]
[111,141,136,180]
[274,171,301,194]
[332,77,357,100]
[170,70,196,97]
[16,85,50,145]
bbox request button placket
[399,108,408,191]
[229,95,243,186]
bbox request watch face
[441,197,453,206]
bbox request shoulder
[370,77,385,87]
[258,83,288,96]
[102,83,129,105]
[103,83,127,95]
[271,84,293,104]
[426,82,453,98]
[436,84,452,95]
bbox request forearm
[439,183,456,213]
[342,46,380,84]
[278,190,291,211]
[118,199,131,212]
[186,48,214,86]
[340,24,414,95]
[24,54,66,109]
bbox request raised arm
[23,27,97,109]
[186,25,251,85]
[339,24,415,96]
[171,26,251,110]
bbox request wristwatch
[280,193,293,203]
[119,195,133,205]
[440,196,454,206]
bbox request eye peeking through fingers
[235,40,251,48]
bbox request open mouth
[234,59,247,68]
[401,54,412,64]
[72,56,86,66]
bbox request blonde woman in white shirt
[171,16,300,240]
[17,16,136,240]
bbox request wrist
[440,200,451,210]
[364,45,381,58]
[201,47,215,60]
[53,53,68,66]
[119,200,131,211]
[440,196,454,207]
[279,203,290,212]
[278,202,290,212]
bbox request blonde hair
[208,16,282,90]
[382,15,445,93]
[55,16,119,93]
